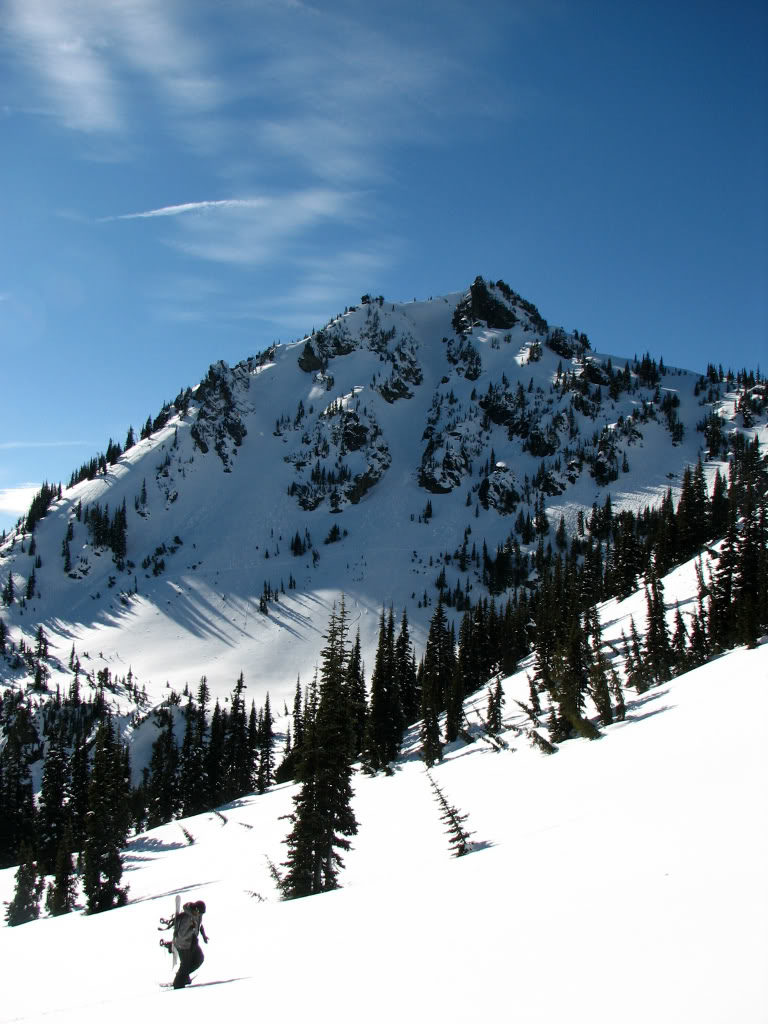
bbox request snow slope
[1,579,766,1023]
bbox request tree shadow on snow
[127,882,220,906]
[620,687,675,724]
[126,835,186,854]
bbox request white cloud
[0,484,40,518]
[0,442,91,450]
[5,0,220,134]
[102,198,270,221]
[159,189,356,265]
[7,0,122,132]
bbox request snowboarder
[168,899,209,988]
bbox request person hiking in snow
[172,899,209,989]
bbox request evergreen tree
[146,708,179,828]
[2,567,14,605]
[83,719,130,914]
[671,604,689,671]
[585,608,614,727]
[644,566,672,683]
[546,615,593,742]
[45,824,78,916]
[256,694,275,794]
[486,677,505,735]
[419,613,448,768]
[0,728,36,868]
[444,658,464,744]
[427,773,474,857]
[205,700,227,807]
[5,841,42,926]
[36,724,71,874]
[283,601,358,898]
[345,631,367,758]
[394,609,419,725]
[247,702,260,789]
[178,693,207,817]
[68,740,90,856]
[223,673,251,801]
[363,608,399,771]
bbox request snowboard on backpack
[158,894,181,973]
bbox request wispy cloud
[105,188,359,265]
[173,189,358,265]
[0,441,92,451]
[5,0,220,134]
[0,484,42,518]
[101,198,270,221]
[6,0,121,132]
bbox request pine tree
[283,601,358,898]
[36,724,71,874]
[68,740,90,856]
[223,673,251,801]
[0,728,36,868]
[585,609,613,727]
[205,700,227,807]
[363,608,399,771]
[395,608,419,725]
[5,841,42,926]
[178,692,207,817]
[546,615,594,741]
[146,708,179,828]
[644,566,672,683]
[444,658,464,744]
[486,677,505,735]
[625,616,649,692]
[2,567,14,606]
[345,631,367,758]
[45,824,78,916]
[256,694,275,794]
[419,601,455,766]
[427,773,474,857]
[83,719,130,914]
[671,604,689,671]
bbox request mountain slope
[3,278,759,717]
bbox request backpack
[173,905,201,951]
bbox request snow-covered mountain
[2,276,762,718]
[1,276,767,1022]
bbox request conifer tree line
[0,652,143,920]
[273,432,766,776]
[133,674,276,831]
[2,706,132,924]
[0,664,276,923]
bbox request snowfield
[2,635,766,1023]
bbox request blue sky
[0,0,766,530]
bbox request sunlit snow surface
[2,635,766,1023]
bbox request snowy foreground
[2,636,767,1023]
